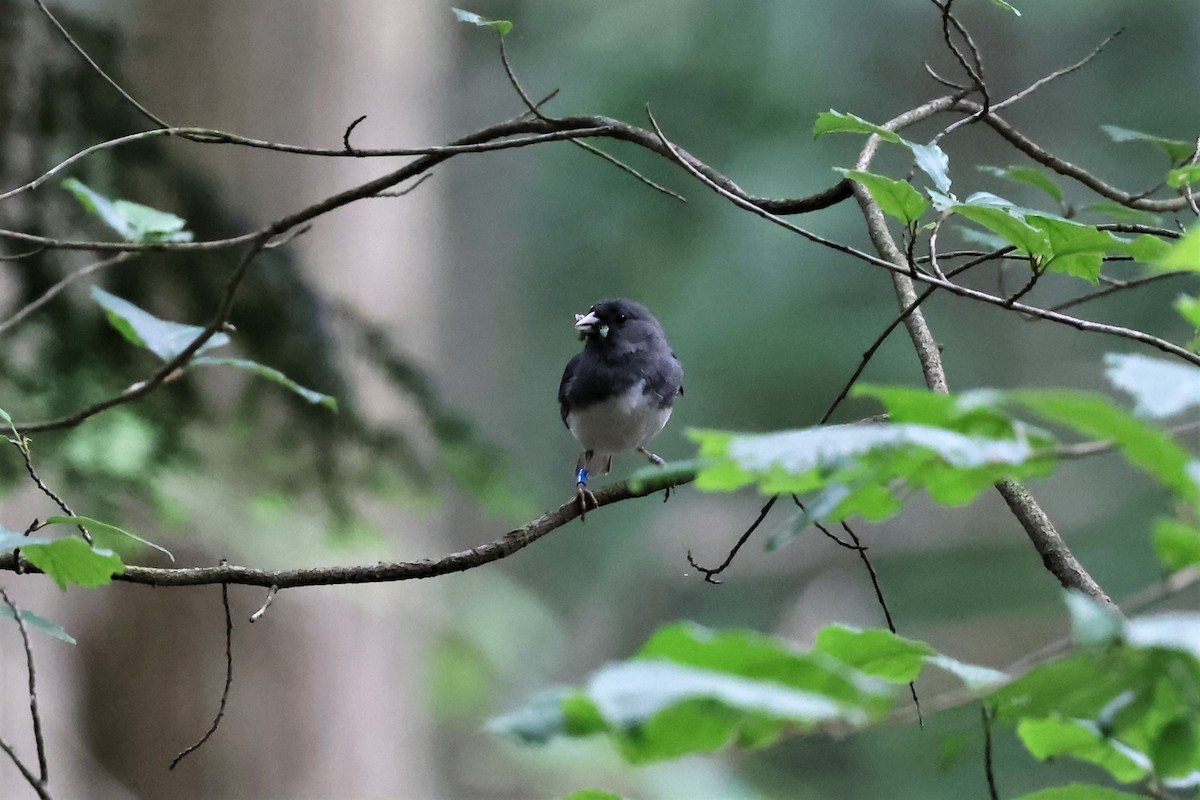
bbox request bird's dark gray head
[573,298,666,356]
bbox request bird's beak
[574,311,601,334]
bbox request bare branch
[31,0,170,130]
[0,587,49,789]
[0,253,137,338]
[686,497,778,584]
[170,578,233,769]
[0,471,691,588]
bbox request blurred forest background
[1,0,1198,797]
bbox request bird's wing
[558,353,581,427]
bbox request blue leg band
[576,467,589,485]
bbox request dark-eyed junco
[558,298,684,516]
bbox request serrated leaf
[192,357,338,411]
[838,169,929,224]
[978,165,1064,203]
[1102,125,1194,163]
[62,178,191,243]
[451,7,512,36]
[20,537,124,590]
[92,286,230,362]
[43,515,173,561]
[0,606,76,644]
[1168,164,1200,189]
[812,111,901,143]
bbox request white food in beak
[574,311,601,332]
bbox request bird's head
[574,298,664,355]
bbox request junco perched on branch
[558,298,684,517]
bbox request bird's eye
[616,313,627,324]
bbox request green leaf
[1101,125,1194,163]
[62,178,191,243]
[43,515,173,562]
[838,169,929,224]
[1167,164,1200,189]
[945,196,1048,255]
[1081,202,1161,225]
[192,357,338,411]
[1012,389,1199,503]
[92,286,230,362]
[813,625,934,683]
[558,792,623,800]
[1151,716,1199,778]
[978,165,1064,204]
[20,537,124,590]
[1013,786,1146,800]
[0,606,76,644]
[1152,517,1200,570]
[909,141,951,194]
[1017,717,1149,783]
[1157,225,1200,272]
[1176,294,1200,329]
[812,111,901,143]
[451,7,512,36]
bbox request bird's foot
[575,467,599,521]
[637,447,672,503]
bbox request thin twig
[498,37,685,203]
[686,497,778,584]
[0,252,136,338]
[838,522,923,727]
[0,587,49,788]
[1044,271,1187,315]
[248,585,278,623]
[10,435,91,544]
[31,0,170,130]
[343,114,368,153]
[982,705,999,800]
[170,577,234,769]
[0,736,50,800]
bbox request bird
[558,298,684,518]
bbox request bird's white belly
[567,381,672,464]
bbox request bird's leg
[575,452,599,520]
[637,447,672,502]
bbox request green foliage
[1101,125,1195,163]
[92,286,230,362]
[814,110,951,191]
[451,7,512,36]
[1167,164,1200,189]
[558,792,623,800]
[491,621,997,763]
[837,169,928,224]
[93,287,336,412]
[930,191,1168,283]
[978,165,1064,204]
[19,537,124,590]
[43,515,173,561]
[0,605,76,644]
[62,178,193,243]
[1157,225,1200,272]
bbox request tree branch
[0,472,691,588]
